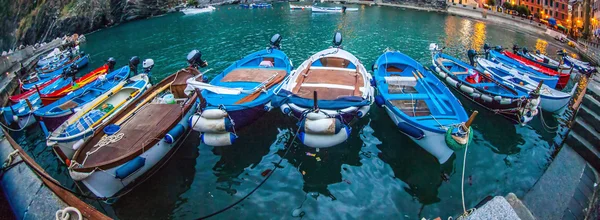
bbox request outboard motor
[332,32,343,48]
[467,49,477,66]
[522,47,529,54]
[494,45,503,52]
[142,59,154,74]
[63,66,78,80]
[483,43,490,59]
[106,57,116,72]
[270,34,282,50]
[342,6,347,13]
[129,56,140,78]
[512,44,520,54]
[187,50,208,69]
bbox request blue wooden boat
[487,49,561,89]
[34,65,131,131]
[430,45,540,125]
[38,54,90,79]
[22,54,89,91]
[273,33,373,148]
[187,34,292,146]
[2,73,83,129]
[374,50,472,164]
[477,57,574,113]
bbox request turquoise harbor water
[11,3,570,219]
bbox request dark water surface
[13,3,567,219]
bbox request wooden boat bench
[221,68,285,83]
[292,67,363,100]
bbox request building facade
[522,0,569,22]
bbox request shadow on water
[112,132,200,219]
[282,115,369,199]
[368,105,454,206]
[210,111,284,195]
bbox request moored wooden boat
[273,33,373,148]
[312,6,358,13]
[430,45,540,125]
[40,64,111,106]
[290,4,311,10]
[48,71,151,163]
[37,54,89,79]
[374,49,471,164]
[186,34,292,146]
[68,54,205,198]
[488,49,568,90]
[477,58,574,113]
[34,65,131,131]
[180,6,216,14]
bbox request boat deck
[221,68,284,83]
[292,68,363,100]
[77,104,181,168]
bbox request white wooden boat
[290,4,311,10]
[181,6,216,15]
[48,73,151,164]
[312,6,358,13]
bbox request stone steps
[588,80,600,101]
[567,131,600,171]
[572,118,600,151]
[578,105,600,133]
[582,94,600,115]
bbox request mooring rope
[458,134,476,219]
[198,113,306,219]
[537,106,558,132]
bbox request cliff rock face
[0,0,179,51]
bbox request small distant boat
[274,32,373,148]
[290,4,311,10]
[486,49,562,89]
[187,34,292,146]
[312,6,358,13]
[240,3,272,8]
[34,65,132,131]
[48,66,151,163]
[374,49,472,164]
[514,47,571,72]
[40,64,111,106]
[37,48,69,67]
[430,44,540,125]
[68,52,206,198]
[181,6,216,14]
[37,54,89,79]
[477,58,574,113]
[562,54,596,74]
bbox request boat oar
[413,71,448,114]
[89,90,141,128]
[234,73,285,104]
[114,82,171,125]
[478,70,519,96]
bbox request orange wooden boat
[40,64,110,106]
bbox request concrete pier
[0,129,109,219]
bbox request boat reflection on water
[282,118,370,199]
[210,111,285,195]
[112,134,200,219]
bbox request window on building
[555,2,558,7]
[531,6,534,11]
[544,0,547,6]
[537,0,540,4]
[555,11,558,16]
[562,4,565,10]
[562,14,565,19]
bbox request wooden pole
[464,110,479,129]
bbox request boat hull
[384,106,454,164]
[79,102,197,198]
[37,112,73,132]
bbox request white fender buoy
[190,114,231,133]
[500,98,512,105]
[459,85,475,94]
[300,126,349,148]
[481,94,493,102]
[12,115,18,123]
[470,93,481,99]
[304,118,338,134]
[493,96,502,101]
[446,77,458,87]
[357,105,370,118]
[306,112,327,120]
[72,139,85,151]
[280,104,291,115]
[201,109,227,119]
[202,132,236,146]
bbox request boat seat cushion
[221,68,285,83]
